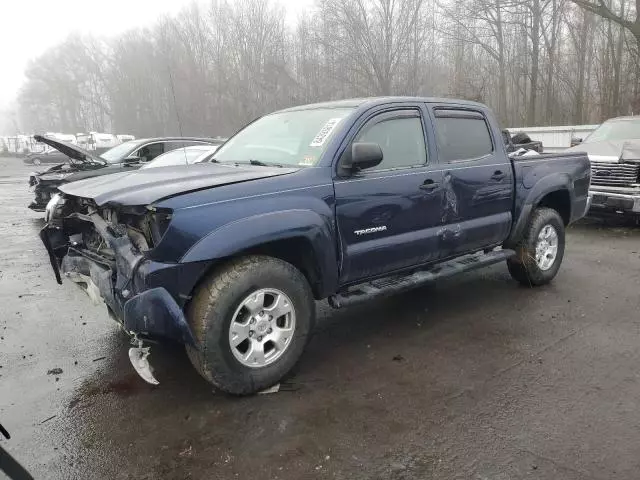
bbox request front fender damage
[123,288,195,345]
[40,209,197,385]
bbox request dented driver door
[334,106,445,284]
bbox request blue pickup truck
[40,97,591,394]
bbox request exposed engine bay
[41,193,194,385]
[47,194,172,263]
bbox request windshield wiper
[234,159,284,168]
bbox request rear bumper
[589,187,640,214]
[40,224,196,345]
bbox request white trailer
[43,132,77,144]
[76,132,121,152]
[4,135,33,154]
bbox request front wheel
[507,207,565,286]
[186,255,315,395]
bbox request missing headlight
[147,208,173,247]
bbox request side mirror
[570,137,582,147]
[343,142,383,173]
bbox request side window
[139,142,166,162]
[434,111,493,162]
[354,114,427,171]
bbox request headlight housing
[146,208,173,247]
[44,193,64,223]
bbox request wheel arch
[537,189,571,225]
[507,181,573,247]
[180,209,339,300]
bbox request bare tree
[570,0,640,43]
[12,0,640,135]
[317,0,427,95]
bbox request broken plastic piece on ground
[128,346,159,385]
[257,383,280,395]
[178,446,193,457]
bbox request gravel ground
[1,156,640,480]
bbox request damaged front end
[40,195,197,383]
[28,176,61,212]
[28,164,73,212]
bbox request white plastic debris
[128,346,159,385]
[257,383,280,394]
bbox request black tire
[507,207,565,286]
[186,255,315,395]
[511,132,532,145]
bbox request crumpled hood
[34,163,93,181]
[59,163,298,206]
[31,164,139,190]
[566,140,640,162]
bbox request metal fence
[506,124,599,152]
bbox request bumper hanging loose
[39,220,196,384]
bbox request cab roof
[277,96,488,113]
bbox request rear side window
[137,142,166,162]
[434,111,493,162]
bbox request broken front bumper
[28,183,56,212]
[589,187,640,215]
[40,223,196,346]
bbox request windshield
[585,118,640,143]
[99,141,138,163]
[141,146,216,169]
[212,108,353,167]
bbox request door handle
[420,179,440,191]
[491,170,506,181]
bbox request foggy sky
[0,0,313,110]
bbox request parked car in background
[567,116,640,216]
[140,144,220,169]
[23,146,73,165]
[40,97,590,394]
[28,136,222,212]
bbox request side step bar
[328,249,516,309]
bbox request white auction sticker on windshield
[310,118,343,147]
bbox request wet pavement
[2,156,640,479]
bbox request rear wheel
[507,207,565,286]
[186,255,315,395]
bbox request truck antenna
[167,67,188,167]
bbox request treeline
[16,0,640,137]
